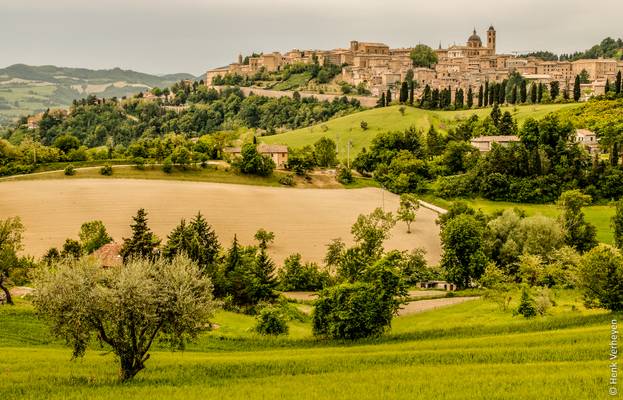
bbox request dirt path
[0,179,441,265]
[398,297,479,316]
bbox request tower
[487,25,496,53]
[238,54,243,64]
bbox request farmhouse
[223,144,289,168]
[574,129,600,155]
[470,135,520,152]
[418,280,457,291]
[92,243,123,268]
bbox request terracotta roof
[470,135,520,143]
[258,144,288,153]
[576,129,596,137]
[93,243,122,267]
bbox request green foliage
[578,244,623,311]
[254,228,275,249]
[314,137,337,168]
[441,214,487,289]
[557,190,597,252]
[612,199,623,249]
[278,173,295,186]
[99,164,113,176]
[61,238,82,259]
[277,253,330,291]
[410,44,438,68]
[0,216,27,305]
[336,164,353,184]
[63,164,75,176]
[78,220,112,254]
[397,193,419,233]
[33,255,215,381]
[235,143,275,176]
[254,306,289,335]
[360,120,368,131]
[162,158,173,173]
[516,286,537,318]
[119,209,160,262]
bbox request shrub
[100,164,113,176]
[578,244,623,311]
[360,121,368,130]
[279,173,295,186]
[64,165,75,176]
[516,286,537,318]
[162,158,173,173]
[133,156,145,170]
[254,306,289,335]
[336,164,353,184]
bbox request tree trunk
[0,277,13,305]
[119,355,145,382]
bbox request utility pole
[347,140,352,169]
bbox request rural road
[398,297,479,316]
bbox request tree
[478,85,484,107]
[399,81,409,103]
[0,217,25,305]
[498,111,517,134]
[33,255,215,381]
[467,87,474,108]
[409,44,438,68]
[549,81,560,100]
[579,69,590,84]
[249,246,278,302]
[61,238,82,259]
[397,194,419,233]
[53,134,81,154]
[516,285,537,318]
[236,143,275,176]
[254,228,275,249]
[616,71,622,95]
[163,212,220,275]
[254,306,288,335]
[278,253,329,291]
[78,220,112,254]
[314,137,337,167]
[409,80,415,105]
[520,80,527,103]
[530,83,538,103]
[605,79,611,94]
[578,244,623,311]
[386,89,392,104]
[360,120,369,130]
[573,75,581,101]
[440,214,487,289]
[490,103,501,127]
[537,83,544,103]
[350,208,395,259]
[377,92,386,108]
[120,209,160,262]
[557,190,597,252]
[612,200,623,249]
[484,81,489,106]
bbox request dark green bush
[100,164,113,176]
[254,306,289,335]
[279,174,295,186]
[278,253,330,291]
[64,165,75,176]
[162,158,173,173]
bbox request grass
[421,195,616,244]
[0,291,618,399]
[262,103,580,159]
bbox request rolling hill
[0,64,196,126]
[261,103,581,160]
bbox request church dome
[468,30,481,42]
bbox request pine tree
[250,246,278,302]
[478,85,484,107]
[616,71,622,95]
[120,208,160,262]
[467,87,473,108]
[399,81,409,103]
[484,81,489,106]
[520,80,527,103]
[573,75,581,102]
[377,92,386,108]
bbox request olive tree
[0,217,25,305]
[33,255,215,381]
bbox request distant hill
[0,64,197,125]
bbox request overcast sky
[1,0,621,76]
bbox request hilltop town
[207,26,623,99]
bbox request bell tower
[487,25,496,53]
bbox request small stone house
[223,144,289,168]
[574,129,600,155]
[470,135,521,153]
[418,281,457,291]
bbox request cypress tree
[573,75,581,102]
[498,80,507,104]
[386,89,392,105]
[409,81,415,105]
[537,83,543,103]
[531,82,538,103]
[510,86,517,104]
[467,87,474,108]
[520,80,527,103]
[484,81,489,106]
[478,85,484,107]
[616,71,622,95]
[431,88,440,109]
[605,79,611,94]
[420,85,431,108]
[550,81,560,100]
[377,92,386,108]
[454,88,464,108]
[399,81,409,103]
[490,103,501,127]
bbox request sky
[1,0,621,76]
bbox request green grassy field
[0,291,616,399]
[262,103,580,160]
[422,196,616,244]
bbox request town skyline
[1,0,621,75]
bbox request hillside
[0,64,196,126]
[261,103,580,159]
